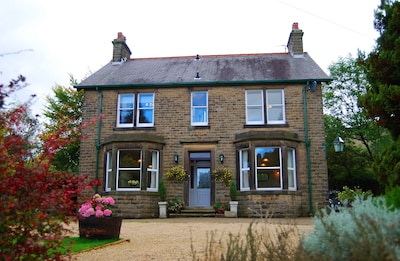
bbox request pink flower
[95,209,104,217]
[103,209,112,216]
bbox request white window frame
[116,149,142,191]
[105,151,112,192]
[266,89,286,124]
[239,149,250,191]
[137,93,154,127]
[146,150,159,192]
[287,148,297,190]
[117,94,135,128]
[255,147,283,191]
[191,91,208,126]
[245,90,264,125]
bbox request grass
[59,237,120,254]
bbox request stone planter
[79,216,122,239]
[229,201,239,217]
[158,201,168,218]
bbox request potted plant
[165,165,186,181]
[158,179,168,218]
[78,194,122,239]
[212,201,229,215]
[212,166,233,187]
[168,199,185,213]
[229,180,239,217]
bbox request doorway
[189,152,211,207]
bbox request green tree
[323,55,387,194]
[359,0,400,189]
[41,75,83,173]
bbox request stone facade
[79,83,328,218]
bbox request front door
[189,152,211,207]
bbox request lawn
[60,237,120,254]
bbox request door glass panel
[197,168,210,188]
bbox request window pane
[147,151,158,189]
[192,92,207,106]
[118,170,140,188]
[138,94,154,108]
[192,108,207,123]
[257,169,281,188]
[119,94,134,108]
[120,110,133,124]
[267,90,282,104]
[139,109,153,123]
[288,149,296,190]
[256,147,280,167]
[119,150,141,168]
[268,106,283,121]
[247,90,262,105]
[197,168,210,188]
[247,107,263,121]
[240,150,250,189]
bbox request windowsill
[243,123,289,128]
[113,127,156,131]
[189,125,210,130]
[239,190,300,195]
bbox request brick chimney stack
[112,32,132,63]
[287,22,304,58]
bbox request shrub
[229,180,238,201]
[338,186,373,205]
[301,195,400,260]
[384,186,400,209]
[158,179,167,201]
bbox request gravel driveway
[67,217,313,261]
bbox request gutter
[94,88,103,193]
[76,78,332,90]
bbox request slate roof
[77,53,330,89]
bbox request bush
[384,186,400,209]
[301,196,400,260]
[337,186,373,205]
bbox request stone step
[169,207,216,218]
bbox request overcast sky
[1,0,380,117]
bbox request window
[117,150,142,191]
[117,93,154,127]
[191,91,208,125]
[239,149,250,191]
[287,148,297,190]
[146,151,159,191]
[105,151,113,192]
[245,89,285,125]
[255,147,282,190]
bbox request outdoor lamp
[174,154,179,163]
[333,134,345,153]
[219,154,224,164]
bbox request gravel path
[66,217,313,261]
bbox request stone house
[76,23,330,218]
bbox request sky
[0,0,381,118]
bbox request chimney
[112,32,132,62]
[287,22,304,57]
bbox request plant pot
[158,201,168,218]
[230,201,238,217]
[79,216,122,239]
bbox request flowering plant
[168,199,185,213]
[78,194,115,218]
[213,166,233,187]
[212,201,229,213]
[165,165,186,181]
[128,179,139,186]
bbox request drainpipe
[303,85,313,215]
[94,88,103,193]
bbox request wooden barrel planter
[79,216,123,239]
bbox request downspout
[95,88,103,193]
[303,85,313,215]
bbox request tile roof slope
[78,53,330,88]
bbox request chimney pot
[292,22,299,30]
[117,32,124,40]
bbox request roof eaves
[75,78,332,90]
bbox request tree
[0,76,98,260]
[323,55,387,194]
[40,75,84,173]
[359,0,400,139]
[359,0,400,189]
